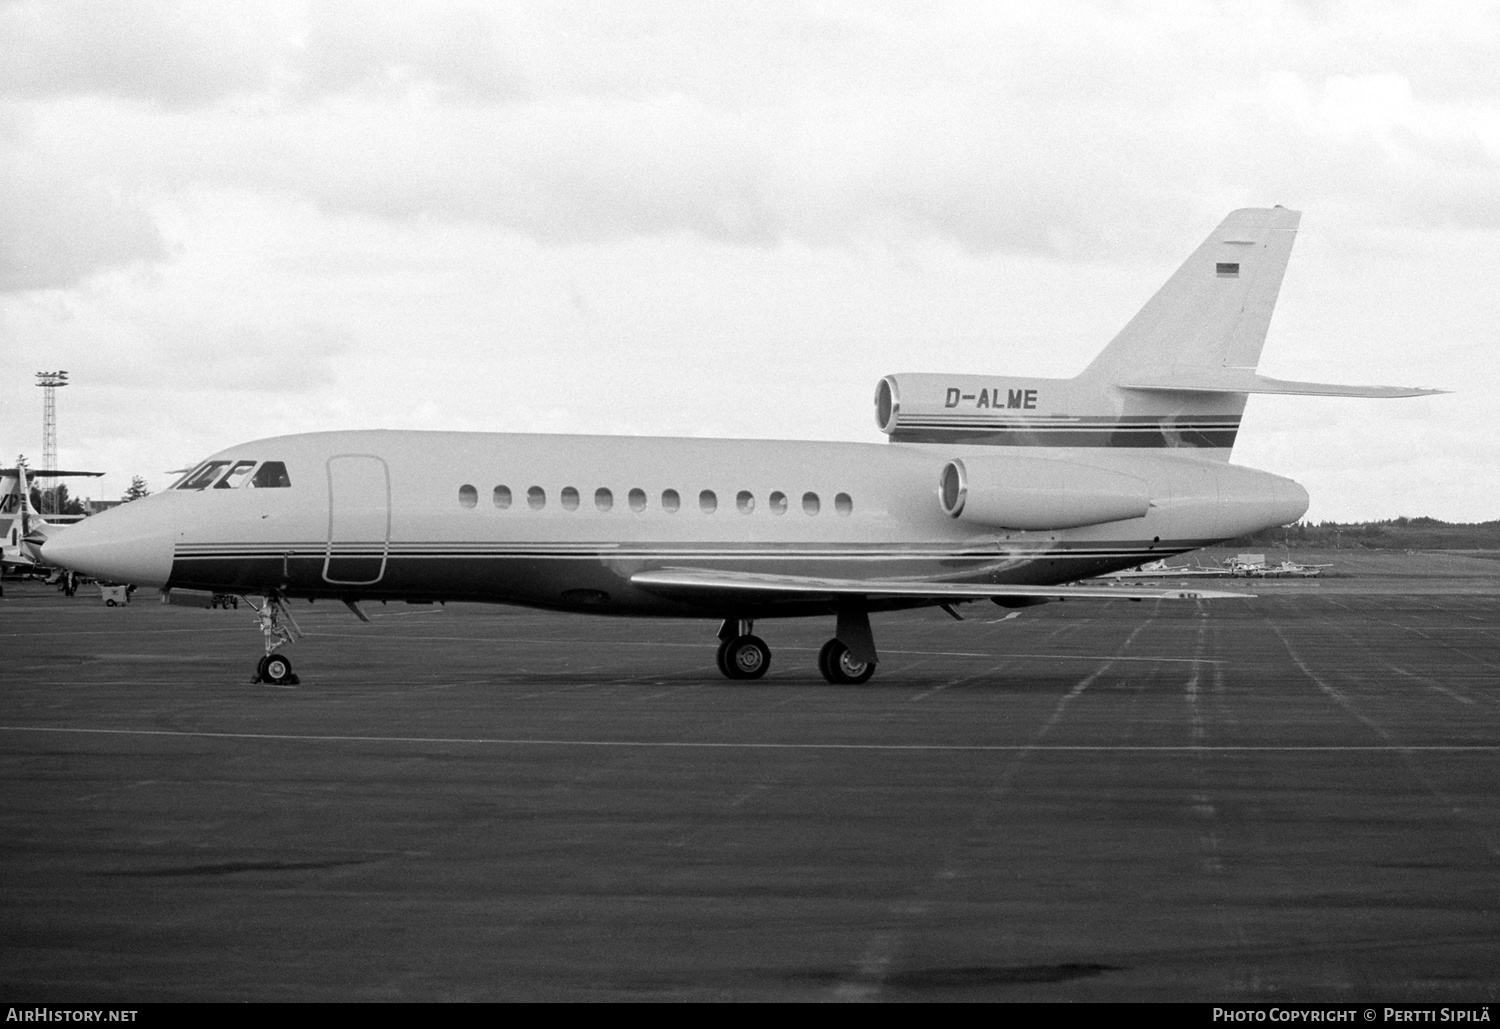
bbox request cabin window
[528,486,546,510]
[493,485,512,509]
[802,492,820,515]
[699,490,717,514]
[595,488,613,512]
[458,484,478,508]
[662,489,681,513]
[250,462,291,488]
[737,490,754,514]
[561,486,580,511]
[628,488,647,512]
[768,491,787,515]
[176,461,230,490]
[214,461,257,489]
[835,492,853,516]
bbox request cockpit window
[214,461,258,489]
[176,461,230,490]
[249,461,291,489]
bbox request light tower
[35,370,69,515]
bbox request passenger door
[324,455,390,585]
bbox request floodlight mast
[35,370,69,515]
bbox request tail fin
[0,465,42,561]
[1081,206,1300,384]
[0,470,22,554]
[875,207,1444,458]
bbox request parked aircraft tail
[875,207,1444,459]
[1,463,103,566]
[1,465,37,562]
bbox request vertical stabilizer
[0,470,21,552]
[1082,207,1300,384]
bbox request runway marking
[1323,598,1500,673]
[1272,624,1500,860]
[4,725,1498,752]
[835,617,1132,1000]
[1386,664,1480,708]
[0,627,248,638]
[891,650,1222,663]
[305,632,1222,664]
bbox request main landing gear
[817,638,875,685]
[716,620,771,680]
[247,592,302,685]
[714,609,879,684]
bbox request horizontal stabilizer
[1119,369,1446,399]
[631,568,1247,603]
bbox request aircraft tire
[723,635,771,680]
[715,638,732,678]
[262,654,294,685]
[818,639,875,685]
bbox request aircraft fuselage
[52,429,1308,619]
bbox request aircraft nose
[41,499,176,588]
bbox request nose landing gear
[247,592,302,685]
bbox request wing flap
[630,568,1247,602]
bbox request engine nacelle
[938,455,1151,530]
[875,372,1092,441]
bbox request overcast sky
[2,0,1495,522]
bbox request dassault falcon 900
[43,208,1443,685]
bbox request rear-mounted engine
[938,455,1151,530]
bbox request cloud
[0,0,286,108]
[6,2,1500,262]
[294,0,525,103]
[2,290,350,395]
[0,121,167,292]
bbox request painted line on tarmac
[0,627,247,637]
[3,725,1497,753]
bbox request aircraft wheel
[715,638,732,678]
[722,635,771,680]
[818,639,875,685]
[261,654,296,685]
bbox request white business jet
[42,208,1442,685]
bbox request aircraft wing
[0,468,104,477]
[630,568,1246,603]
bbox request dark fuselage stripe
[887,428,1239,448]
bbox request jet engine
[938,455,1151,530]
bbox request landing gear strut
[247,592,302,685]
[716,619,771,680]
